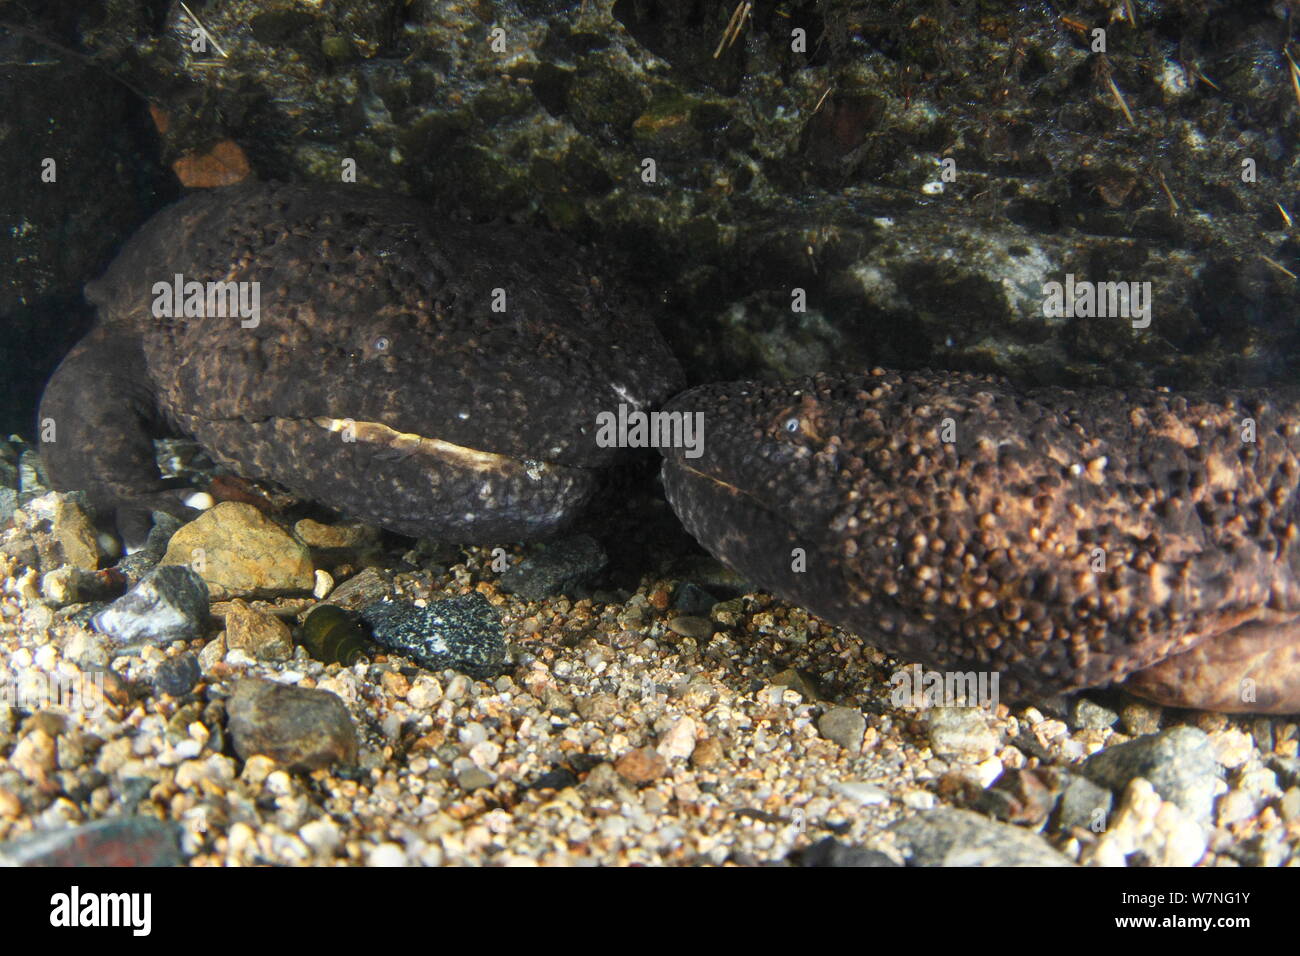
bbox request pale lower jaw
[311,415,555,479]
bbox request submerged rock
[499,535,608,600]
[889,808,1074,867]
[159,502,314,599]
[92,565,209,645]
[0,816,183,867]
[359,594,506,679]
[153,652,202,698]
[226,678,358,772]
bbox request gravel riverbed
[1,468,1298,867]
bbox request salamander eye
[783,417,800,434]
[373,336,390,353]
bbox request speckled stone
[359,594,506,679]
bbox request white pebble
[657,716,697,761]
[901,790,936,810]
[366,842,408,867]
[299,818,342,857]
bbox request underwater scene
[0,0,1298,886]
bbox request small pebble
[615,747,668,784]
[153,653,202,698]
[667,615,712,640]
[818,706,867,753]
[671,582,718,616]
[927,707,999,762]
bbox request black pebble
[153,652,201,697]
[672,581,718,616]
[797,837,900,867]
[531,768,580,790]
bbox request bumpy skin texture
[39,183,684,541]
[661,369,1300,713]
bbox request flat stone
[890,808,1074,866]
[798,837,899,867]
[498,535,607,600]
[666,615,713,640]
[359,594,505,678]
[292,518,380,550]
[0,816,183,866]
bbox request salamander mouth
[661,457,812,582]
[310,415,567,478]
[187,414,601,541]
[665,459,764,505]
[661,457,804,528]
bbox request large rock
[889,809,1074,866]
[6,1,1294,399]
[226,678,358,772]
[161,502,313,599]
[1081,727,1223,824]
[0,817,183,866]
